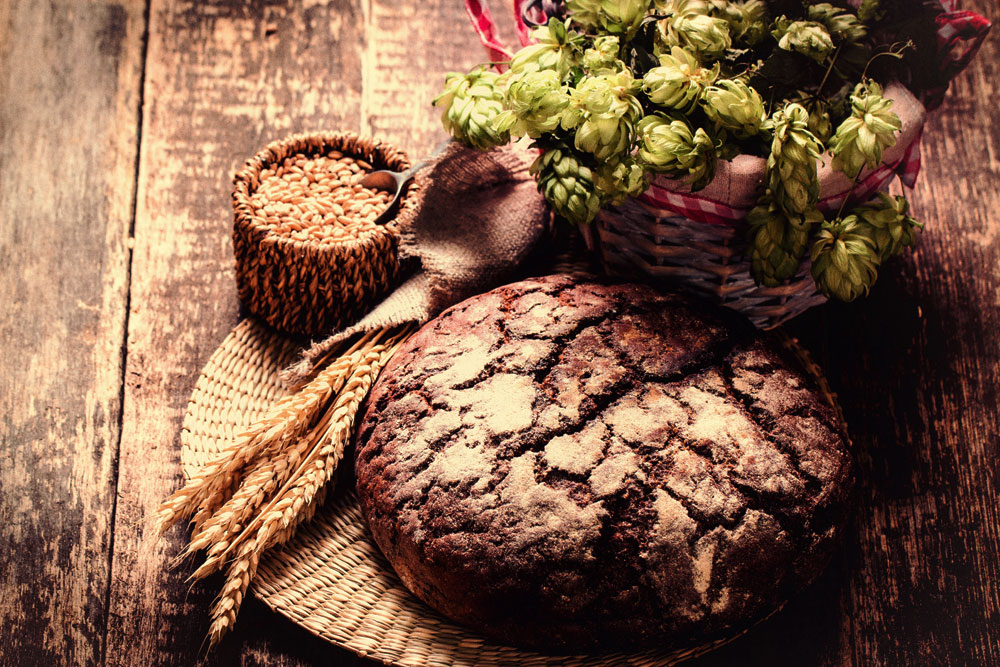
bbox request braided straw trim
[232,132,419,336]
[177,317,821,666]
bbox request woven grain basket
[233,132,418,337]
[180,312,846,667]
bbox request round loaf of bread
[354,275,852,651]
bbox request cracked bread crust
[354,275,852,651]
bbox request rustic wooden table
[2,1,997,665]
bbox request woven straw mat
[180,317,840,666]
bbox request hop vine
[435,0,923,301]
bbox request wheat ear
[154,330,385,536]
[159,323,413,647]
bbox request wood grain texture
[694,2,1000,664]
[363,0,507,156]
[1,0,997,664]
[0,1,144,664]
[103,1,370,664]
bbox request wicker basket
[232,132,418,337]
[580,82,927,331]
[587,200,829,330]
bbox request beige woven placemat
[178,317,758,667]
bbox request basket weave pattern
[593,198,828,330]
[233,132,417,337]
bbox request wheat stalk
[206,483,329,648]
[199,341,398,574]
[155,322,415,648]
[154,329,387,537]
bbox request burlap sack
[282,141,550,384]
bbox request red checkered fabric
[640,130,925,228]
[513,0,536,46]
[464,0,541,68]
[924,6,992,109]
[896,128,923,189]
[638,186,749,226]
[935,9,992,71]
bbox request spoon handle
[401,139,453,182]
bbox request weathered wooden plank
[110,0,1000,664]
[781,3,998,664]
[364,0,518,156]
[689,3,1000,665]
[104,1,372,664]
[0,1,144,664]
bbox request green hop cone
[807,3,867,44]
[701,79,765,139]
[594,156,648,204]
[853,192,923,260]
[657,5,733,60]
[567,0,651,38]
[730,0,768,46]
[858,0,885,23]
[531,146,603,225]
[807,3,870,72]
[564,70,644,161]
[600,0,654,39]
[583,36,623,74]
[772,18,835,62]
[566,0,602,29]
[433,67,510,151]
[494,69,571,138]
[636,113,718,190]
[810,216,880,301]
[829,80,901,178]
[510,19,586,79]
[765,103,824,217]
[747,193,823,286]
[643,46,719,113]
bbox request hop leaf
[852,192,923,260]
[765,103,824,217]
[702,78,766,138]
[747,192,823,286]
[510,19,586,79]
[643,46,719,113]
[636,113,718,190]
[772,18,835,63]
[564,70,644,161]
[810,216,880,301]
[433,67,510,151]
[494,69,571,138]
[829,80,901,178]
[531,146,603,225]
